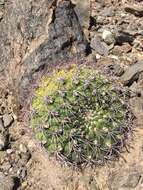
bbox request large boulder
[0,0,88,101]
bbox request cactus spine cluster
[31,64,131,167]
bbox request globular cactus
[30,64,131,167]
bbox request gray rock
[91,35,109,56]
[0,172,14,190]
[2,114,14,128]
[71,0,90,29]
[112,43,132,56]
[121,60,143,85]
[0,0,88,103]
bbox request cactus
[30,64,131,167]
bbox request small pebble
[19,144,27,153]
[3,114,14,128]
[6,149,13,154]
[102,30,115,45]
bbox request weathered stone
[125,5,143,17]
[0,0,88,102]
[120,60,143,85]
[91,35,109,55]
[71,0,90,29]
[112,43,132,55]
[0,172,14,190]
[19,144,28,154]
[102,30,115,45]
[3,114,14,128]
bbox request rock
[0,133,6,150]
[112,43,132,55]
[71,0,90,39]
[20,0,88,100]
[122,173,141,188]
[71,0,90,29]
[0,0,5,5]
[17,167,27,180]
[0,118,4,133]
[115,32,134,45]
[120,60,143,85]
[91,35,109,55]
[125,5,143,17]
[0,172,14,190]
[19,144,28,154]
[108,64,124,77]
[0,0,88,103]
[6,149,13,155]
[2,114,14,128]
[102,30,115,45]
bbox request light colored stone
[6,149,13,154]
[102,30,115,45]
[19,144,27,153]
[3,114,14,128]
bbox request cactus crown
[31,64,130,167]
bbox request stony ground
[1,0,143,190]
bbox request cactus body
[31,65,131,167]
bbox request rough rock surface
[121,60,143,85]
[71,0,90,35]
[0,0,88,100]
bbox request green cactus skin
[30,64,131,167]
